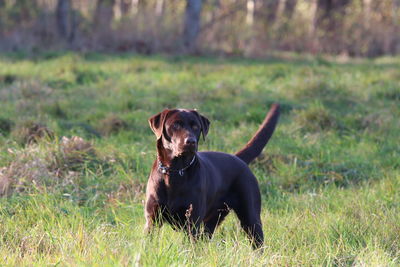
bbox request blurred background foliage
[0,0,399,57]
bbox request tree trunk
[183,0,203,52]
[246,0,255,25]
[284,0,297,19]
[392,0,400,25]
[56,0,71,40]
[68,8,77,43]
[265,0,280,25]
[0,0,4,33]
[155,0,165,17]
[362,0,371,28]
[315,0,351,31]
[131,0,140,15]
[94,0,115,32]
[313,0,351,54]
[120,0,132,16]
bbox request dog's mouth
[176,144,197,156]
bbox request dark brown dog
[144,104,280,248]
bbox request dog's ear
[148,109,170,139]
[192,110,210,140]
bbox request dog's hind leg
[231,176,264,248]
[233,205,264,248]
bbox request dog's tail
[235,103,280,164]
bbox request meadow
[0,52,399,266]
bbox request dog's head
[148,109,210,157]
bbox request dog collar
[158,155,196,176]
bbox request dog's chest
[156,181,200,220]
[164,188,196,212]
[158,191,197,227]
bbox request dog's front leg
[144,194,162,234]
[184,203,205,241]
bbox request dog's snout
[185,137,196,146]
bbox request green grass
[0,52,399,266]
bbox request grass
[0,52,399,266]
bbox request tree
[183,0,203,52]
[94,0,115,32]
[56,0,78,44]
[56,0,71,40]
[120,0,132,16]
[0,0,5,31]
[155,0,165,17]
[246,0,255,25]
[265,0,281,25]
[284,0,297,19]
[315,0,351,31]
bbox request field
[0,52,399,266]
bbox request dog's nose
[185,137,196,146]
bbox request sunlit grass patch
[0,53,399,265]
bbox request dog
[144,104,280,248]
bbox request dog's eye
[173,122,182,129]
[192,124,199,130]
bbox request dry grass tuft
[294,104,339,133]
[359,111,396,132]
[11,121,54,145]
[47,136,98,188]
[0,146,53,196]
[61,136,96,163]
[0,136,98,197]
[0,167,11,196]
[99,115,128,136]
[106,181,144,205]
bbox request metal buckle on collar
[158,164,168,174]
[158,156,196,176]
